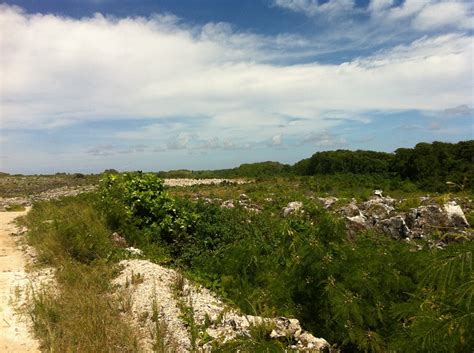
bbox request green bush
[98,172,198,251]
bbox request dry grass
[29,261,139,353]
[21,195,140,352]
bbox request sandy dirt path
[0,210,39,353]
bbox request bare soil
[0,210,39,353]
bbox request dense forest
[157,140,474,191]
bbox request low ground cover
[16,171,473,352]
[97,172,473,352]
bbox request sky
[0,0,473,174]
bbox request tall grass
[21,194,139,352]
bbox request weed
[150,291,179,353]
[173,271,186,295]
[130,271,144,285]
[211,319,286,352]
[117,286,134,314]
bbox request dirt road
[0,210,39,353]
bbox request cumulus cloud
[0,4,472,152]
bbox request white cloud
[0,4,472,147]
[368,0,394,13]
[412,2,473,30]
[271,134,283,146]
[273,0,355,15]
[302,131,347,147]
[368,0,473,30]
[276,1,473,32]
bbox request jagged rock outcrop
[339,201,360,217]
[339,191,472,241]
[380,216,411,239]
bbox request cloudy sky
[0,0,473,174]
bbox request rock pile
[0,185,97,210]
[164,179,248,187]
[337,191,471,241]
[114,259,330,352]
[220,194,261,213]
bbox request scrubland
[1,140,472,352]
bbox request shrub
[98,172,198,250]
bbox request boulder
[125,247,143,256]
[244,203,262,213]
[269,317,330,351]
[347,214,367,226]
[374,190,383,198]
[362,201,394,221]
[380,216,410,239]
[411,205,449,229]
[283,201,303,217]
[318,197,338,209]
[270,317,302,340]
[221,200,235,209]
[296,332,330,351]
[339,202,360,217]
[239,193,250,201]
[111,232,128,247]
[444,201,470,227]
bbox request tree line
[156,140,473,191]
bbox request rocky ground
[0,179,249,210]
[114,259,330,352]
[216,191,472,244]
[0,181,471,352]
[325,190,472,244]
[0,185,97,211]
[164,178,248,187]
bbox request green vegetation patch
[20,194,139,352]
[98,172,473,352]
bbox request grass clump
[30,261,138,353]
[21,193,139,352]
[5,203,26,211]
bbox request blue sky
[0,0,473,174]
